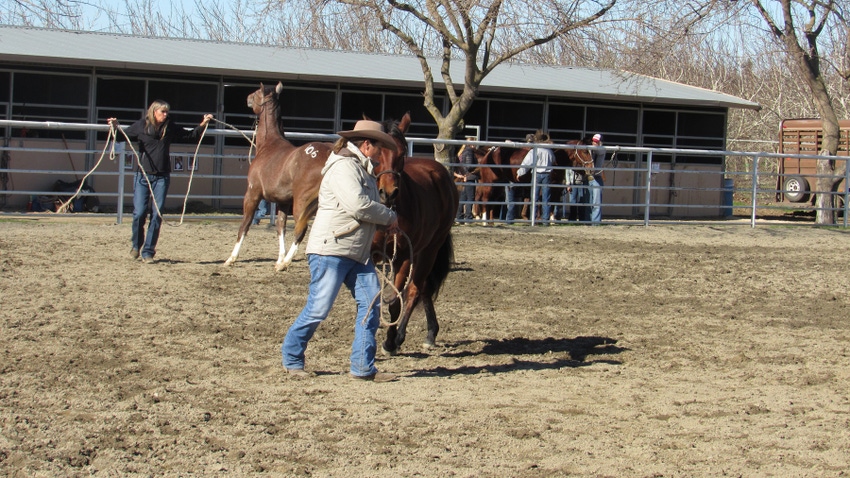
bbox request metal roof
[0,25,760,110]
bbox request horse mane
[263,83,287,139]
[382,116,406,146]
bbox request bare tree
[281,0,617,165]
[0,0,97,29]
[735,0,846,224]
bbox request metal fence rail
[1,120,849,228]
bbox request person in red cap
[589,133,606,224]
[282,120,401,383]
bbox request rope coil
[367,229,414,328]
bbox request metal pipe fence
[1,120,848,228]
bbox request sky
[78,0,201,33]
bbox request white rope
[366,229,415,328]
[112,122,210,227]
[211,117,256,151]
[177,122,210,224]
[112,125,168,224]
[54,127,118,214]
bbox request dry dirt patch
[1,219,849,476]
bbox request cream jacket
[305,146,397,264]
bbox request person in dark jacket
[453,136,480,222]
[108,100,212,262]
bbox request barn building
[0,25,759,215]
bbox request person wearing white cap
[589,133,606,224]
[282,120,401,382]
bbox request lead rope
[112,122,208,227]
[365,229,415,328]
[210,117,257,154]
[54,126,118,213]
[177,122,210,224]
[56,118,248,218]
[111,124,167,224]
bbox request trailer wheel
[783,176,810,203]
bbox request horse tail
[426,232,454,301]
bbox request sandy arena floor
[1,218,849,476]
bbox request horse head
[565,139,594,176]
[247,82,286,141]
[374,112,411,206]
[247,81,282,113]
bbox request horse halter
[571,148,595,176]
[374,137,404,208]
[376,170,401,181]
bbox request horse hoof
[422,341,436,350]
[223,258,235,267]
[274,263,288,272]
[381,344,398,356]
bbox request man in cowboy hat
[282,120,401,382]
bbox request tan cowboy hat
[337,120,398,154]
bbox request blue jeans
[504,183,516,222]
[282,254,382,376]
[569,184,588,221]
[132,171,170,258]
[589,176,603,224]
[535,172,552,223]
[253,199,269,225]
[553,187,566,220]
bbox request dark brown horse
[224,82,330,271]
[371,113,459,354]
[476,139,592,221]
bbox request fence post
[530,148,538,226]
[643,151,653,226]
[117,148,126,225]
[750,155,759,228]
[843,159,850,229]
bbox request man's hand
[385,219,401,236]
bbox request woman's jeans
[537,172,552,223]
[132,171,170,258]
[282,254,382,377]
[588,176,604,224]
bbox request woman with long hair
[108,100,212,263]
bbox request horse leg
[224,195,260,266]
[385,279,421,354]
[381,296,403,355]
[420,293,439,349]
[274,211,290,271]
[395,283,422,351]
[279,196,318,271]
[382,261,413,355]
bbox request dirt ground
[1,217,849,477]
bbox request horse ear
[398,112,411,134]
[275,82,284,94]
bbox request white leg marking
[274,230,288,271]
[224,236,246,266]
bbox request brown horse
[224,82,330,271]
[371,113,459,354]
[476,139,592,221]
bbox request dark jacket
[124,117,205,175]
[455,146,479,181]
